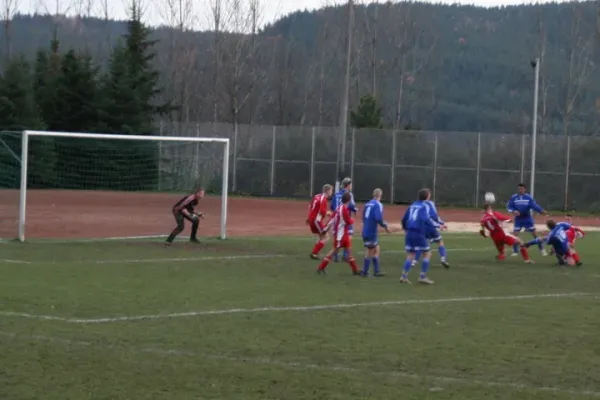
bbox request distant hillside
[1,1,599,134]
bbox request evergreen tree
[350,95,383,129]
[0,56,56,187]
[33,37,62,131]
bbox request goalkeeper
[165,188,205,246]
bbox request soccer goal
[8,130,229,242]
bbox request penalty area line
[0,292,593,324]
[1,330,599,397]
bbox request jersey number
[364,205,371,219]
[409,206,419,221]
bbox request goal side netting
[4,130,229,242]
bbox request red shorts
[334,235,351,249]
[308,219,325,235]
[492,232,519,248]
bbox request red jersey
[566,226,584,243]
[307,193,329,223]
[481,210,511,236]
[331,204,354,241]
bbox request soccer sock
[414,250,422,261]
[537,240,544,251]
[311,241,325,255]
[347,256,358,273]
[438,245,447,260]
[401,259,412,278]
[519,246,530,261]
[572,252,581,263]
[318,257,331,271]
[372,257,380,274]
[512,243,519,253]
[343,249,349,260]
[362,257,371,274]
[420,259,430,277]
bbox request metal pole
[432,132,438,201]
[18,131,29,242]
[337,0,353,187]
[390,130,397,203]
[232,123,238,192]
[310,127,316,196]
[350,128,356,181]
[564,135,571,211]
[530,58,540,197]
[220,139,229,240]
[520,133,525,183]
[475,132,481,207]
[270,126,276,195]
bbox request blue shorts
[513,216,536,232]
[425,227,442,243]
[405,231,430,252]
[549,237,569,256]
[362,235,379,249]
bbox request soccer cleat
[418,277,435,285]
[359,271,368,277]
[352,271,360,276]
[576,262,583,267]
[400,277,412,284]
[309,254,320,260]
[524,259,535,264]
[373,273,385,277]
[316,269,326,275]
[510,252,519,257]
[541,249,548,256]
[411,260,418,267]
[496,254,506,261]
[164,242,172,247]
[190,238,200,243]
[441,260,450,269]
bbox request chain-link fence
[159,122,600,212]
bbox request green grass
[1,234,600,399]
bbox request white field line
[0,293,593,324]
[0,248,490,265]
[1,330,599,397]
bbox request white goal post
[18,130,230,242]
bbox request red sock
[318,257,331,270]
[311,241,325,255]
[520,247,530,261]
[572,252,581,263]
[347,256,358,273]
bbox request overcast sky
[19,0,562,29]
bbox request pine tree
[33,36,62,131]
[0,55,56,187]
[350,95,383,129]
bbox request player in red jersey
[316,192,360,275]
[564,213,585,247]
[480,203,532,263]
[307,184,334,259]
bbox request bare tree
[1,0,19,60]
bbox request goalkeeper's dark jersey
[173,194,198,213]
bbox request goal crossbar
[18,130,230,242]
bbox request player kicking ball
[307,184,334,259]
[507,183,548,256]
[523,220,582,267]
[400,188,437,285]
[316,192,360,275]
[480,203,533,263]
[165,188,205,246]
[360,188,391,277]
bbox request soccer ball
[484,192,496,204]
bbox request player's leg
[310,222,327,259]
[401,233,417,283]
[361,237,374,276]
[371,242,383,276]
[165,211,185,245]
[570,248,582,266]
[418,248,434,284]
[317,241,340,274]
[511,220,522,255]
[493,236,506,260]
[342,227,353,261]
[344,243,360,275]
[434,232,449,268]
[189,215,200,242]
[529,222,546,255]
[507,235,532,263]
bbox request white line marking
[1,330,598,397]
[0,293,592,324]
[0,259,31,264]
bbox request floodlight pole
[337,0,353,190]
[530,58,540,197]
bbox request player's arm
[492,211,512,222]
[507,196,519,216]
[574,226,585,237]
[343,207,354,226]
[479,222,487,238]
[529,197,547,215]
[401,208,409,230]
[374,204,390,233]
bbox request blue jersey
[331,189,357,214]
[402,201,435,234]
[362,199,387,238]
[507,194,544,217]
[425,200,444,226]
[529,222,571,254]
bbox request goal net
[2,130,229,242]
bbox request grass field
[1,233,600,399]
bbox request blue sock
[421,258,430,275]
[402,259,412,277]
[512,244,519,253]
[362,258,371,274]
[439,246,447,259]
[414,250,422,261]
[372,257,380,274]
[343,249,349,260]
[537,239,543,250]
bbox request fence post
[475,132,481,207]
[520,133,526,183]
[270,126,276,195]
[563,135,571,211]
[310,127,316,196]
[350,128,356,180]
[432,132,438,200]
[390,130,397,204]
[195,123,201,190]
[232,123,238,192]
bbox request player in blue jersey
[360,188,391,277]
[522,220,581,266]
[330,177,357,261]
[400,188,437,285]
[507,183,548,256]
[412,199,450,269]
